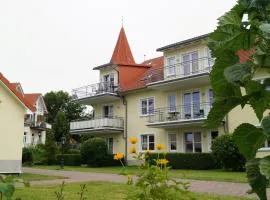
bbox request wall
[0,82,25,173]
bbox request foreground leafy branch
[206,0,270,199]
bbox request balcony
[146,57,213,91]
[148,102,212,128]
[70,116,124,135]
[71,82,120,105]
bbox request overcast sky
[0,0,237,94]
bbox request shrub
[56,154,82,166]
[148,153,217,170]
[81,137,113,167]
[44,129,58,165]
[22,147,33,165]
[32,144,46,165]
[68,149,80,154]
[211,134,246,171]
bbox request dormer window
[166,57,176,77]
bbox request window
[141,135,155,150]
[103,73,115,92]
[140,97,154,115]
[182,51,199,76]
[31,133,35,145]
[23,132,27,145]
[208,131,218,151]
[168,134,177,151]
[107,138,113,154]
[38,133,42,144]
[208,89,213,105]
[103,105,114,118]
[184,132,202,153]
[183,91,201,119]
[168,94,176,112]
[166,57,176,77]
[206,48,214,67]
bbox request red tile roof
[120,56,164,92]
[24,93,41,106]
[236,48,256,63]
[110,27,136,65]
[0,73,35,112]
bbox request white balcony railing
[71,82,119,100]
[70,117,124,131]
[144,57,214,84]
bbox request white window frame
[168,93,177,112]
[140,134,155,151]
[166,56,176,77]
[182,89,201,119]
[168,133,177,152]
[181,51,199,76]
[140,97,155,116]
[103,104,114,118]
[107,137,114,154]
[184,132,202,153]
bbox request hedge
[148,153,218,170]
[56,154,123,167]
[56,154,82,166]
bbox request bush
[68,149,80,154]
[211,134,246,171]
[148,153,217,170]
[56,154,82,166]
[32,144,46,165]
[22,147,33,166]
[44,130,58,165]
[81,137,120,167]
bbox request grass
[14,181,253,200]
[32,165,247,183]
[12,173,65,181]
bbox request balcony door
[103,73,115,92]
[183,91,200,119]
[103,105,114,118]
[182,51,199,76]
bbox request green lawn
[13,173,65,181]
[14,181,253,200]
[32,165,247,183]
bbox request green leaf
[205,97,244,128]
[260,23,270,39]
[260,156,270,179]
[224,63,253,86]
[261,115,270,137]
[246,158,268,200]
[233,123,266,160]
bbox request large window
[182,51,199,76]
[166,57,176,77]
[141,135,155,150]
[184,132,202,153]
[183,91,201,119]
[140,97,154,116]
[168,134,177,151]
[168,94,176,112]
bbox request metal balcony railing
[70,116,124,131]
[144,57,214,83]
[148,102,212,124]
[71,82,119,100]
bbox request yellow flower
[114,153,124,160]
[156,144,165,150]
[157,159,169,165]
[129,146,137,154]
[129,137,138,144]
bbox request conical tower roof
[110,27,136,64]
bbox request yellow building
[0,73,35,173]
[71,27,269,164]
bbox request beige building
[70,27,269,164]
[0,73,35,173]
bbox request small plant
[55,181,65,200]
[0,175,29,200]
[78,184,87,200]
[114,138,192,200]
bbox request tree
[206,1,270,199]
[44,129,57,165]
[54,111,70,144]
[44,91,86,124]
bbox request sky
[0,0,237,94]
